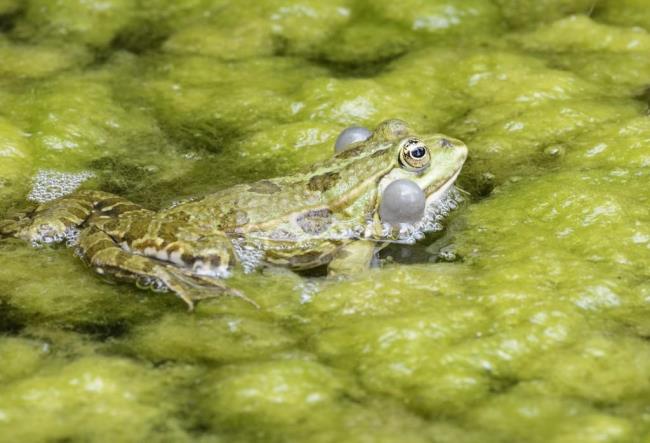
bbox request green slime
[0,0,649,442]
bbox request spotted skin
[296,209,333,235]
[1,119,468,309]
[307,172,340,192]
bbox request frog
[0,119,468,309]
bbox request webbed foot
[1,192,99,244]
[0,208,35,239]
[163,267,259,310]
[327,241,378,278]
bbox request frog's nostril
[439,138,454,149]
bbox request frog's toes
[166,268,259,310]
[224,287,260,309]
[20,220,79,246]
[0,219,18,237]
[184,287,260,311]
[0,210,34,238]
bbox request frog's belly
[231,237,345,271]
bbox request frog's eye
[399,138,431,171]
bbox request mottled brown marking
[296,208,333,235]
[182,254,221,268]
[171,212,191,223]
[166,243,181,254]
[123,219,151,243]
[98,203,142,218]
[157,222,179,243]
[101,220,120,231]
[132,239,161,251]
[73,199,93,210]
[139,262,155,273]
[248,180,281,194]
[84,239,118,260]
[94,197,124,209]
[307,171,340,192]
[288,251,333,268]
[268,228,298,241]
[289,251,323,267]
[211,255,221,267]
[67,206,90,220]
[335,145,366,159]
[371,148,390,158]
[220,209,249,230]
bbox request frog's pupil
[411,147,426,158]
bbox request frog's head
[369,120,468,213]
[321,119,467,231]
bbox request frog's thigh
[327,241,377,277]
[79,227,248,310]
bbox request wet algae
[0,0,649,442]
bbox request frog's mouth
[423,168,462,209]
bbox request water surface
[0,1,649,442]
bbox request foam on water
[296,279,320,304]
[396,186,463,244]
[31,225,81,248]
[28,169,95,203]
[136,276,169,293]
[230,238,266,273]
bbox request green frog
[0,120,467,309]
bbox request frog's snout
[443,138,468,166]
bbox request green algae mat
[0,0,649,442]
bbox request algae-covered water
[0,0,649,442]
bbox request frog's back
[163,139,394,240]
[164,176,329,233]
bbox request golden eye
[399,138,431,171]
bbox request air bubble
[64,227,80,247]
[136,276,168,292]
[231,238,265,273]
[28,169,94,203]
[151,279,169,293]
[296,280,319,304]
[438,245,457,262]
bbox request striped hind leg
[79,226,254,310]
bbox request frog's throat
[425,168,462,208]
[362,169,463,243]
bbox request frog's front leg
[1,190,151,244]
[79,226,255,310]
[327,241,378,277]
